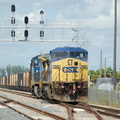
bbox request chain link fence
[88,87,120,108]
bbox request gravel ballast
[0,90,120,120]
[0,105,30,120]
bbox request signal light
[24,16,29,24]
[24,30,28,37]
[11,17,15,24]
[11,5,15,12]
[11,30,15,37]
[40,11,44,15]
[40,30,44,37]
[40,20,44,24]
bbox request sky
[0,0,120,70]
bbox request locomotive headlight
[77,85,81,88]
[68,59,72,65]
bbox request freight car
[0,72,30,91]
[30,47,88,102]
[0,46,88,102]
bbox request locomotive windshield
[51,52,68,61]
[50,47,88,62]
[70,52,88,61]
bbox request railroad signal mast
[11,5,16,40]
[40,11,45,40]
[24,16,29,40]
[0,5,88,48]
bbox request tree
[0,64,30,76]
[117,71,120,80]
[6,64,12,75]
[89,67,114,82]
[89,70,99,81]
[9,65,29,74]
[0,68,6,76]
[106,67,113,78]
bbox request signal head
[24,16,29,24]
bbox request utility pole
[113,0,117,90]
[104,58,106,78]
[100,50,102,78]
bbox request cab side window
[79,52,84,58]
[34,59,38,64]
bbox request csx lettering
[62,67,78,73]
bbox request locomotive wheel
[43,85,53,99]
[31,87,36,96]
[34,86,42,98]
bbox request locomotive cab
[50,47,88,101]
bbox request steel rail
[47,100,75,120]
[66,102,104,120]
[0,99,34,120]
[97,110,120,119]
[0,89,104,120]
[49,100,103,120]
[0,89,74,120]
[59,103,74,120]
[0,88,32,98]
[0,95,66,120]
[89,104,120,119]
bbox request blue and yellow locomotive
[30,47,88,102]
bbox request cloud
[56,11,65,20]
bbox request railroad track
[48,100,103,120]
[1,88,120,120]
[57,102,74,120]
[57,101,120,120]
[0,95,66,120]
[89,104,120,119]
[73,102,120,119]
[60,102,103,120]
[0,88,74,120]
[0,88,32,98]
[0,88,102,120]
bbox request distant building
[96,78,114,91]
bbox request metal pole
[113,0,117,90]
[104,58,106,78]
[100,50,102,78]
